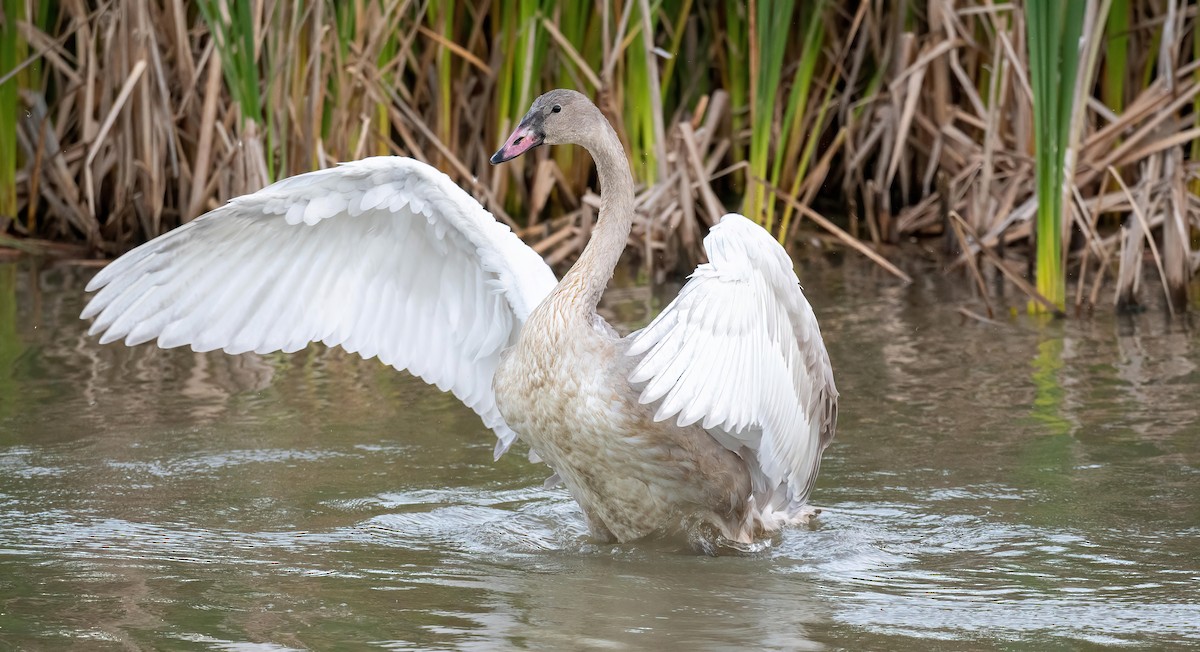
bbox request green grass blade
[743,0,796,230]
[1026,0,1086,313]
[0,0,23,222]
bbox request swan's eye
[551,104,561,114]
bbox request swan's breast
[493,310,626,450]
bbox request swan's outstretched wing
[83,156,557,457]
[626,214,837,511]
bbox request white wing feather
[82,156,557,458]
[627,214,838,510]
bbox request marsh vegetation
[1,0,1198,313]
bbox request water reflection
[0,257,1198,649]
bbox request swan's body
[83,90,837,547]
[495,289,755,542]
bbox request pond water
[0,256,1197,650]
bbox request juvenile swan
[82,89,837,546]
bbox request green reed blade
[771,0,829,239]
[743,0,796,230]
[0,0,23,222]
[1026,0,1085,313]
[1103,0,1128,113]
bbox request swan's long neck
[554,123,635,317]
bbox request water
[1,257,1198,650]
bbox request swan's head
[490,89,600,164]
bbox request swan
[82,89,837,547]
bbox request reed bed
[1,0,1197,313]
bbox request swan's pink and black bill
[491,120,543,164]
